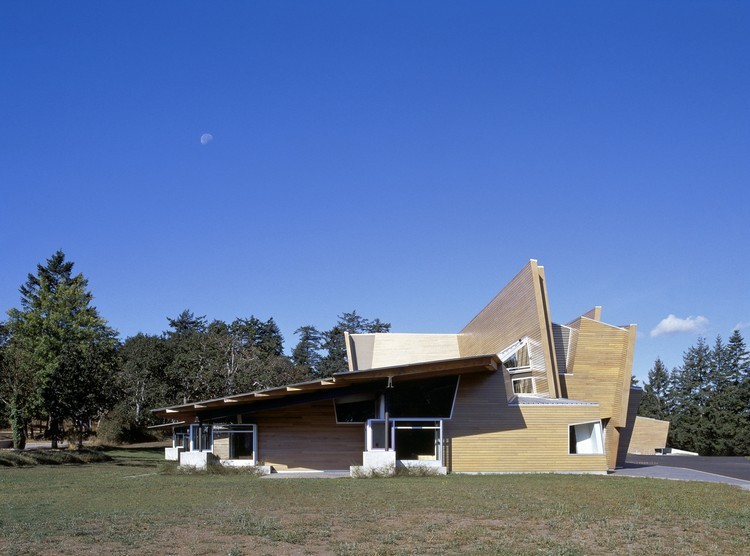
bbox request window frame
[568,420,604,455]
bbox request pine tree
[668,338,713,454]
[725,330,750,454]
[639,357,671,421]
[292,325,323,375]
[164,310,217,404]
[318,311,391,377]
[5,251,118,449]
[706,335,735,455]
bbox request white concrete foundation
[180,451,218,469]
[351,451,397,477]
[164,447,183,461]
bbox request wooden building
[153,260,637,475]
[627,416,670,455]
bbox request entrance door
[365,419,443,464]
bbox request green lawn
[0,449,748,555]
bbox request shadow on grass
[99,446,166,468]
[0,448,113,467]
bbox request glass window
[388,376,458,418]
[368,420,386,450]
[394,421,440,461]
[366,419,443,464]
[335,394,378,423]
[173,426,189,450]
[190,424,213,452]
[512,377,536,394]
[212,425,255,460]
[569,422,603,455]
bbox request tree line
[0,251,390,449]
[638,332,750,456]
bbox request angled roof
[152,353,500,421]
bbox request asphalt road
[625,455,750,482]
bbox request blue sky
[1,2,748,383]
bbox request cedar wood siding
[248,401,363,471]
[603,418,620,470]
[628,416,670,455]
[561,318,637,468]
[444,370,607,472]
[617,387,643,466]
[457,261,559,399]
[347,333,461,371]
[562,318,635,427]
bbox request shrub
[96,404,154,445]
[351,463,441,478]
[157,461,264,476]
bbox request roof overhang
[151,353,499,422]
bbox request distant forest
[637,332,750,456]
[0,251,389,448]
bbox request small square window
[569,421,603,455]
[512,377,536,394]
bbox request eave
[151,353,499,421]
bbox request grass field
[0,448,748,555]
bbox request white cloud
[734,321,749,331]
[650,314,709,338]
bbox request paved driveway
[617,455,750,490]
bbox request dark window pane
[388,377,458,418]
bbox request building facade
[153,260,637,475]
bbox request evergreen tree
[318,311,391,377]
[706,335,734,455]
[638,357,671,421]
[5,251,118,449]
[725,330,750,454]
[164,310,217,404]
[292,325,323,375]
[668,337,713,454]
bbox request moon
[200,133,213,145]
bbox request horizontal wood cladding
[628,416,670,455]
[247,401,363,471]
[561,318,633,427]
[370,334,461,369]
[445,372,607,473]
[458,261,554,398]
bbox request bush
[351,463,441,478]
[157,461,265,476]
[96,404,155,445]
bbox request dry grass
[0,448,748,555]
